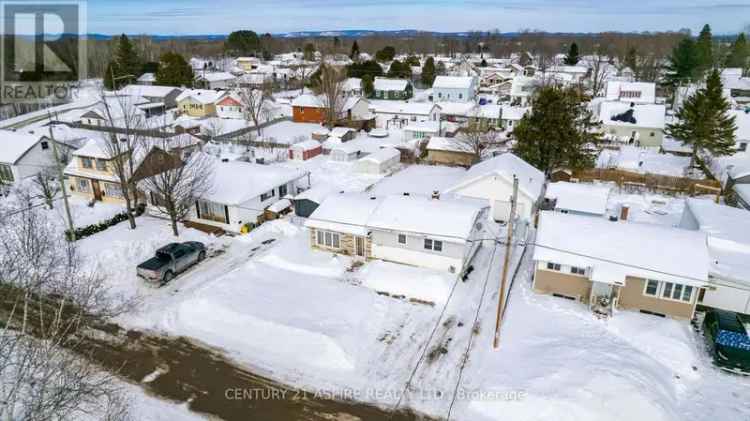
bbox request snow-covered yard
[598,146,697,178]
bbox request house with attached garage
[533,211,711,319]
[176,89,223,118]
[679,199,750,315]
[305,194,486,273]
[432,76,477,102]
[185,159,310,233]
[0,130,56,187]
[373,77,413,100]
[597,101,666,147]
[445,153,544,223]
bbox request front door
[355,236,366,258]
[91,180,102,201]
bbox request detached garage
[445,153,544,222]
[354,147,401,175]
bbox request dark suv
[703,309,750,374]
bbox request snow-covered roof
[204,159,306,205]
[404,120,441,134]
[196,72,236,82]
[501,105,530,121]
[436,101,476,117]
[0,130,45,164]
[305,194,384,236]
[176,89,223,105]
[291,94,324,108]
[366,195,483,243]
[545,182,612,216]
[72,137,114,159]
[433,76,474,89]
[289,139,320,151]
[426,137,468,153]
[682,198,750,285]
[373,77,409,92]
[294,184,337,203]
[357,147,400,164]
[368,100,439,116]
[450,153,544,201]
[330,127,354,137]
[599,101,666,130]
[605,81,656,104]
[137,73,156,83]
[730,109,750,141]
[119,84,181,99]
[342,78,362,91]
[267,198,292,213]
[534,211,710,286]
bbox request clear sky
[84,0,749,35]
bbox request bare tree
[316,62,346,128]
[239,85,272,137]
[449,121,503,163]
[588,53,610,97]
[31,169,61,209]
[138,146,214,237]
[98,91,146,229]
[0,192,133,421]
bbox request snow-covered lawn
[55,195,126,228]
[598,146,696,178]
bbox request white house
[544,182,612,217]
[605,81,656,104]
[0,131,56,186]
[679,198,750,315]
[598,101,666,147]
[353,147,400,175]
[187,159,309,232]
[368,101,441,129]
[215,91,244,119]
[373,77,413,100]
[432,76,477,102]
[500,105,530,130]
[446,153,544,222]
[329,144,363,162]
[342,78,363,97]
[510,76,536,106]
[305,194,485,273]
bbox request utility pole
[47,112,76,241]
[493,175,518,349]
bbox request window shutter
[224,205,230,224]
[196,201,201,219]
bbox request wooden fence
[571,168,722,197]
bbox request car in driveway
[137,242,207,285]
[703,308,750,374]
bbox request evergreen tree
[666,69,737,166]
[350,40,360,60]
[726,33,749,69]
[564,42,580,65]
[346,60,383,80]
[375,46,396,62]
[624,47,638,74]
[386,60,411,78]
[303,43,316,61]
[421,56,436,86]
[696,24,714,74]
[480,58,488,67]
[405,56,421,67]
[663,38,700,88]
[155,52,194,88]
[104,34,142,90]
[512,86,602,176]
[225,30,260,56]
[362,74,374,97]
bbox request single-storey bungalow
[186,159,309,233]
[544,182,612,217]
[533,211,710,319]
[373,77,413,100]
[305,194,485,273]
[446,153,544,222]
[353,147,400,174]
[679,198,750,315]
[288,140,322,161]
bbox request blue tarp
[716,330,750,351]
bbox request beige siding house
[176,89,222,118]
[533,211,710,319]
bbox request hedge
[65,204,146,242]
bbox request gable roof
[291,94,324,108]
[176,89,223,105]
[534,211,710,287]
[373,77,409,92]
[605,81,656,104]
[304,194,383,236]
[204,159,306,205]
[0,130,45,164]
[433,76,475,89]
[119,84,181,99]
[449,153,544,200]
[598,101,666,130]
[196,72,236,83]
[545,182,612,216]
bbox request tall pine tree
[624,47,638,75]
[726,33,749,69]
[512,86,602,176]
[663,38,700,89]
[696,24,714,75]
[666,69,737,166]
[104,34,142,90]
[155,52,194,88]
[350,40,360,60]
[421,57,436,86]
[564,42,580,65]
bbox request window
[458,93,463,100]
[398,234,407,245]
[570,266,586,275]
[96,159,108,171]
[77,178,90,193]
[104,182,123,198]
[316,230,340,249]
[41,141,49,150]
[644,279,659,296]
[197,200,227,223]
[423,239,443,252]
[546,262,561,271]
[279,185,288,197]
[81,158,93,169]
[0,164,13,183]
[739,142,748,152]
[260,190,275,201]
[650,132,655,137]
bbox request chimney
[432,190,440,200]
[620,204,630,221]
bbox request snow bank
[358,260,454,303]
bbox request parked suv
[137,242,207,285]
[703,308,750,374]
